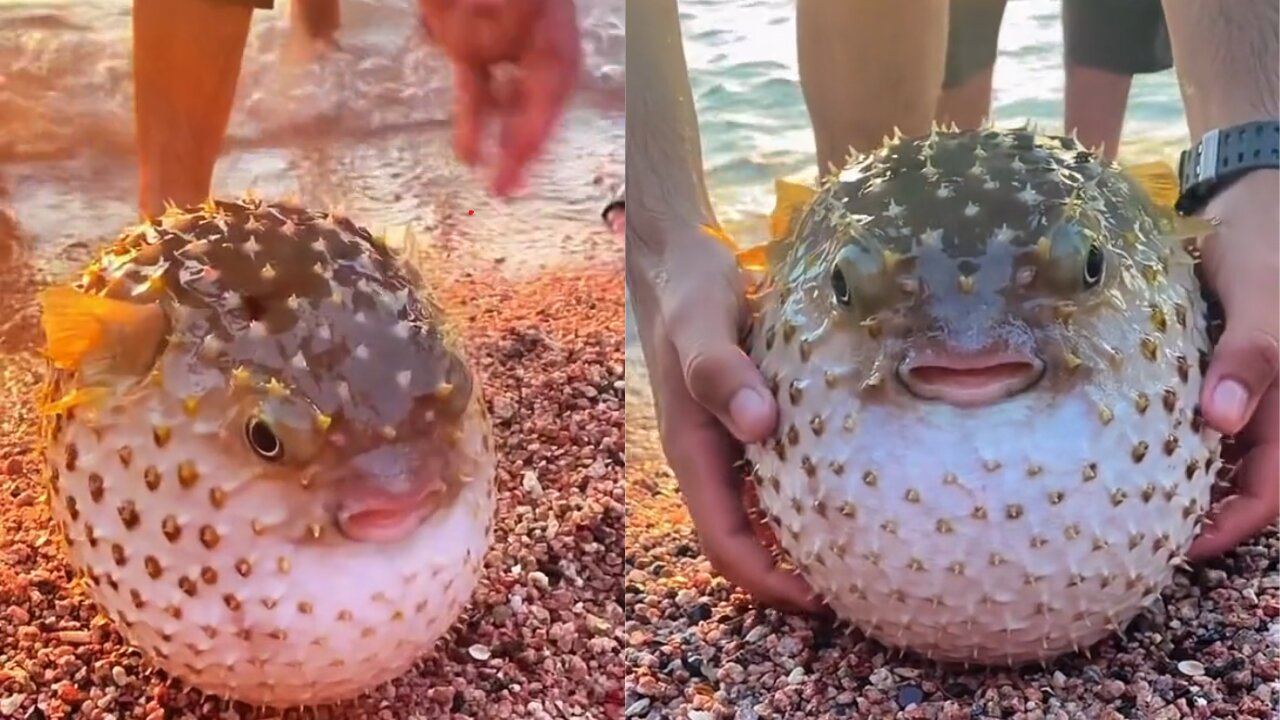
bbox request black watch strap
[1175,120,1280,216]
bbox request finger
[452,62,492,167]
[656,354,822,613]
[491,2,580,195]
[1187,447,1280,559]
[1200,279,1280,435]
[666,286,776,444]
[1188,387,1279,559]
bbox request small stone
[0,695,24,716]
[54,630,91,644]
[896,685,925,709]
[1099,679,1126,700]
[1200,569,1227,588]
[468,644,492,661]
[717,662,746,684]
[624,699,651,717]
[687,602,712,622]
[1178,660,1206,677]
[521,470,543,497]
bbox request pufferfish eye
[1083,243,1105,288]
[831,266,852,306]
[245,417,284,461]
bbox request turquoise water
[679,0,1189,233]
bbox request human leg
[1062,0,1172,159]
[132,0,258,218]
[796,0,950,174]
[293,0,341,41]
[936,0,1007,130]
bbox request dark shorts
[943,0,1173,89]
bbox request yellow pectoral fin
[702,222,767,272]
[37,286,168,374]
[42,387,111,415]
[734,244,771,273]
[1124,161,1180,210]
[38,286,110,369]
[770,177,817,241]
[1123,160,1221,240]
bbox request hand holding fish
[418,0,582,197]
[1186,169,1280,559]
[627,220,825,615]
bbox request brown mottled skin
[742,128,1226,664]
[764,127,1208,402]
[43,197,482,541]
[36,198,499,706]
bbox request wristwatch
[1175,119,1280,216]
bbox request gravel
[624,354,1280,720]
[0,254,626,719]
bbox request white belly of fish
[746,319,1218,665]
[47,412,495,707]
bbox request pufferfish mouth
[335,485,442,544]
[897,349,1046,407]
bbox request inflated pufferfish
[722,126,1224,665]
[36,197,496,707]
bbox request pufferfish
[721,126,1224,665]
[36,197,496,707]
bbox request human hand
[1187,169,1280,559]
[418,0,582,196]
[628,220,824,613]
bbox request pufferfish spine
[737,127,1223,666]
[37,195,498,708]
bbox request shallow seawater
[0,0,625,294]
[623,0,1188,348]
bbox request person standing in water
[131,0,582,218]
[627,0,1279,613]
[938,0,1174,160]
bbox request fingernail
[728,387,768,437]
[1211,378,1249,429]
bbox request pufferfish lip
[335,483,442,544]
[897,348,1046,407]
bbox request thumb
[668,293,776,444]
[1201,300,1279,436]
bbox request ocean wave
[0,0,624,164]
